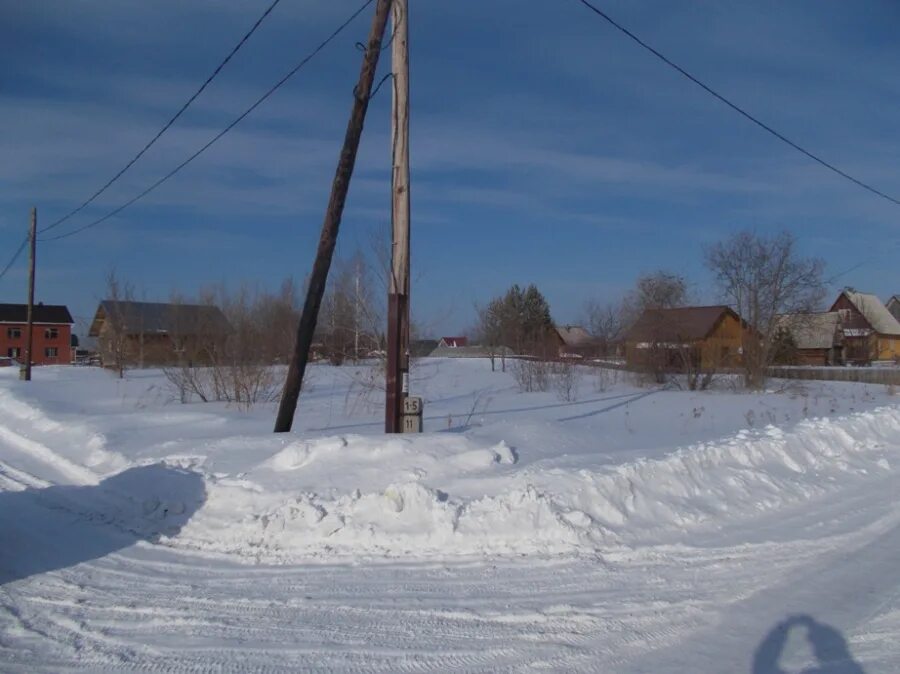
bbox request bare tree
[318,252,382,365]
[634,271,688,310]
[705,230,824,388]
[582,300,625,358]
[100,270,136,379]
[475,301,506,372]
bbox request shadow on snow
[753,614,866,674]
[0,464,206,585]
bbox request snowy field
[1,358,899,672]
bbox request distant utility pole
[21,207,36,382]
[274,0,393,433]
[385,0,410,433]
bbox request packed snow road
[1,362,899,672]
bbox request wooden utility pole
[21,208,37,382]
[274,0,393,433]
[385,0,411,433]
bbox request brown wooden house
[624,305,747,372]
[89,300,230,368]
[552,325,597,359]
[830,291,900,364]
[773,312,843,366]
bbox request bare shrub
[512,358,551,393]
[162,285,294,410]
[552,360,583,402]
[344,359,386,416]
[592,367,618,393]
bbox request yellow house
[830,291,900,363]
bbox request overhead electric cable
[574,0,900,208]
[40,0,284,235]
[0,236,29,282]
[42,0,376,242]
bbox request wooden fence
[768,366,900,386]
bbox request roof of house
[88,301,230,337]
[775,312,841,350]
[554,325,594,347]
[439,336,468,347]
[410,339,439,358]
[0,303,74,325]
[839,291,900,336]
[624,305,739,343]
[888,296,900,323]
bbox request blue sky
[2,0,899,337]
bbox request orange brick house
[0,303,74,366]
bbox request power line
[0,235,29,282]
[42,0,376,242]
[574,0,900,208]
[39,0,284,235]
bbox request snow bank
[0,387,127,482]
[165,407,900,561]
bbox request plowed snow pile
[165,407,900,560]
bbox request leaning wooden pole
[385,0,410,433]
[274,0,393,433]
[21,207,37,382]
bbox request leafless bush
[592,367,618,393]
[344,360,386,416]
[163,284,296,410]
[512,358,551,393]
[552,360,583,402]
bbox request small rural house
[552,325,597,359]
[623,305,746,371]
[437,336,468,348]
[89,300,230,368]
[774,312,843,366]
[887,295,900,324]
[829,291,900,364]
[0,303,74,366]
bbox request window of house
[44,347,58,358]
[45,327,59,340]
[7,327,21,339]
[7,347,20,358]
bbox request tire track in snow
[0,425,98,486]
[0,458,49,491]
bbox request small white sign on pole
[401,396,423,433]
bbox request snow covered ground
[1,358,899,671]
